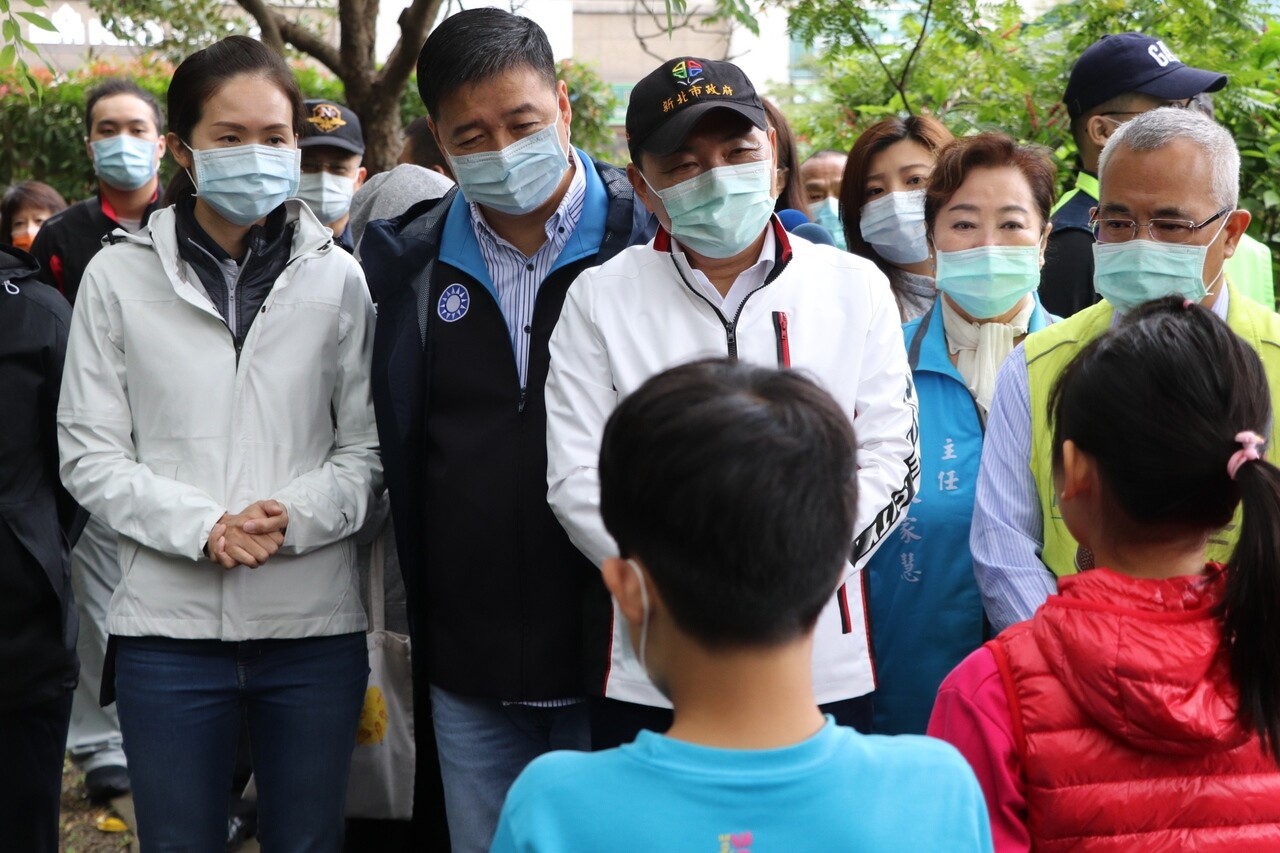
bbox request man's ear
[1221,208,1251,260]
[556,79,573,142]
[602,557,647,626]
[1086,115,1115,151]
[628,162,659,216]
[167,132,192,170]
[354,165,368,192]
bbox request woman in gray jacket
[57,36,381,852]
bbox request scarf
[941,295,1035,417]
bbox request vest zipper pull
[518,387,528,414]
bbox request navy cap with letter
[299,99,365,156]
[1063,33,1227,119]
[626,57,766,161]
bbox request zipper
[670,256,769,360]
[772,311,790,367]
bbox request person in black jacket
[0,246,81,852]
[29,78,167,804]
[360,8,653,851]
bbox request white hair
[1098,107,1239,210]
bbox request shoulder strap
[907,306,935,371]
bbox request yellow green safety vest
[1049,172,1099,218]
[1024,282,1280,575]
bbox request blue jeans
[429,684,590,853]
[115,633,368,853]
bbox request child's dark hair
[599,359,858,648]
[1049,296,1280,761]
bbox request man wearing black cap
[360,8,653,851]
[546,57,919,746]
[1041,32,1226,317]
[297,99,367,252]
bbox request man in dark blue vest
[361,8,652,851]
[1040,33,1225,317]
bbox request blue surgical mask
[814,197,847,250]
[859,190,929,264]
[448,122,569,215]
[188,143,301,227]
[934,244,1042,318]
[91,135,158,191]
[295,171,355,226]
[1092,224,1227,312]
[646,161,776,259]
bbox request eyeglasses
[1090,206,1232,244]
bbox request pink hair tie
[1228,431,1267,480]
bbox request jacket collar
[115,200,334,304]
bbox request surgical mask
[448,121,569,215]
[187,142,301,227]
[934,243,1042,318]
[1092,221,1227,312]
[295,172,355,225]
[10,230,34,252]
[645,161,775,259]
[859,190,929,264]
[625,559,651,679]
[91,135,159,191]
[814,197,847,250]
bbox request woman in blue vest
[867,133,1056,734]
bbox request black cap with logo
[626,57,766,161]
[1063,33,1227,119]
[300,99,365,156]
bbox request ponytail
[1221,455,1280,764]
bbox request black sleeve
[1039,229,1099,318]
[39,297,86,543]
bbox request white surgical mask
[295,171,355,226]
[859,190,929,264]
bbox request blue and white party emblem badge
[438,283,470,322]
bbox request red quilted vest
[990,565,1280,852]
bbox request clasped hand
[206,500,290,569]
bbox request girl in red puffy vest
[928,296,1280,852]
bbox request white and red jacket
[546,220,920,707]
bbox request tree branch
[279,15,344,75]
[378,0,441,91]
[837,0,911,114]
[236,0,284,54]
[896,0,934,103]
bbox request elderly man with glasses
[971,107,1280,632]
[1039,33,1227,317]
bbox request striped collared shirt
[468,148,587,388]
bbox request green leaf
[17,11,56,31]
[0,44,15,69]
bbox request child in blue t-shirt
[492,359,993,852]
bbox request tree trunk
[355,87,406,176]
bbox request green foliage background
[0,56,619,203]
[775,0,1280,250]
